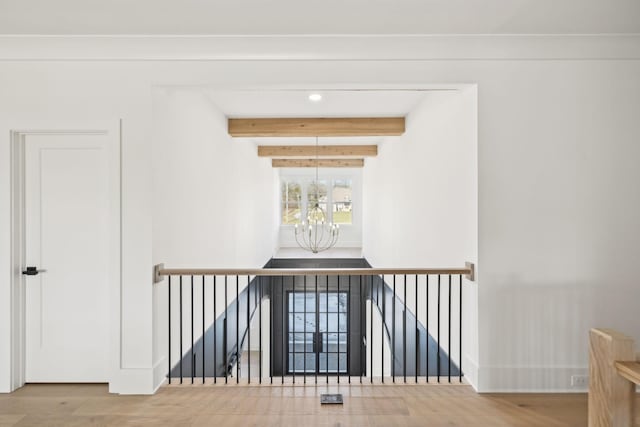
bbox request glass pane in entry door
[288,292,316,373]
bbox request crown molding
[0,34,639,61]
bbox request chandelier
[294,137,340,253]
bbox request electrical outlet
[571,375,588,388]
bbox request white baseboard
[152,357,167,393]
[462,356,479,391]
[477,365,589,393]
[109,367,158,395]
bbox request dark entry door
[287,291,348,374]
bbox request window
[281,181,301,224]
[332,180,352,224]
[281,177,354,225]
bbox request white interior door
[24,133,112,382]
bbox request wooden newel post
[588,328,636,427]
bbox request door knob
[22,266,46,276]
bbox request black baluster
[214,276,217,384]
[359,275,363,384]
[282,276,285,384]
[180,276,183,384]
[303,275,306,384]
[437,274,441,383]
[247,275,251,384]
[236,276,239,384]
[259,276,262,384]
[202,275,205,384]
[337,275,340,384]
[426,275,429,383]
[224,275,228,384]
[292,275,295,385]
[403,274,407,383]
[348,275,351,384]
[326,275,329,384]
[415,274,418,383]
[459,274,463,383]
[315,275,318,385]
[370,275,373,384]
[270,276,273,384]
[168,276,171,384]
[448,274,452,384]
[392,274,395,383]
[381,274,385,383]
[191,276,194,384]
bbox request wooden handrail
[615,361,640,386]
[153,263,475,284]
[159,267,471,277]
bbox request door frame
[9,121,121,391]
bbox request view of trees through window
[332,180,352,224]
[281,181,301,224]
[281,178,352,225]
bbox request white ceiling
[2,0,639,35]
[209,90,429,118]
[207,89,429,146]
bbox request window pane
[319,292,327,312]
[305,293,316,312]
[338,353,347,373]
[293,292,305,312]
[326,354,338,373]
[327,293,338,311]
[293,333,306,352]
[307,181,328,222]
[294,354,305,372]
[319,313,326,332]
[325,333,339,352]
[319,353,327,372]
[319,313,340,333]
[304,333,314,352]
[338,293,348,312]
[294,313,306,332]
[304,314,316,331]
[338,314,347,332]
[281,181,301,224]
[332,179,352,224]
[288,314,294,332]
[339,333,347,352]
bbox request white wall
[278,168,363,249]
[1,35,640,393]
[151,88,278,267]
[0,64,154,394]
[363,88,478,386]
[151,89,279,386]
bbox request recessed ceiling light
[308,93,322,102]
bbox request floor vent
[320,394,344,404]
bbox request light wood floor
[1,383,638,426]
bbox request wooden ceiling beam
[271,159,364,168]
[228,117,405,137]
[258,145,377,157]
